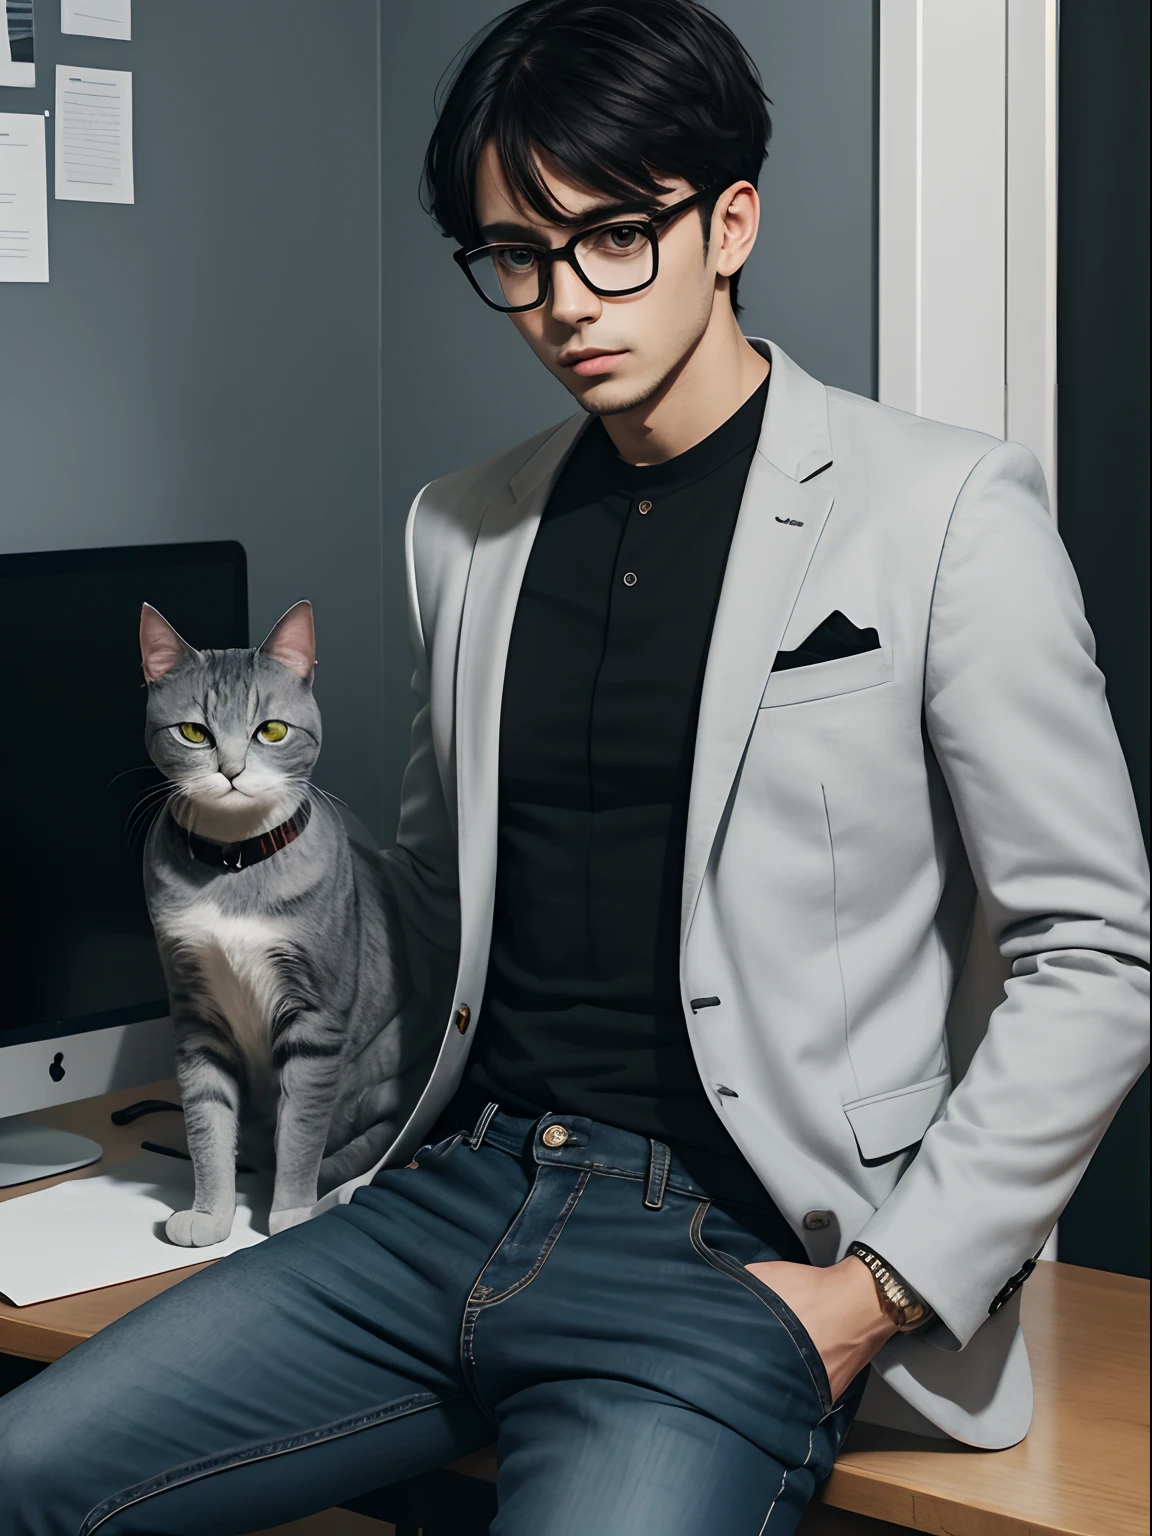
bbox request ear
[140,604,199,683]
[258,600,316,683]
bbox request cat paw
[268,1204,313,1235]
[165,1208,234,1247]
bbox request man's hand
[745,1255,899,1405]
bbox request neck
[170,792,301,845]
[599,308,769,467]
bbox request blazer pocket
[759,645,893,709]
[842,1070,951,1161]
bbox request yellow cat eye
[257,720,289,743]
[177,722,209,744]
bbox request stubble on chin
[577,373,668,418]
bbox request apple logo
[49,1052,65,1083]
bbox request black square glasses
[453,187,718,313]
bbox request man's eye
[496,246,540,272]
[256,720,289,743]
[601,224,642,251]
[173,722,213,747]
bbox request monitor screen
[0,543,247,1044]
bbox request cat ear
[258,600,316,683]
[140,604,199,683]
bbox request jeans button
[803,1210,832,1230]
[542,1124,569,1148]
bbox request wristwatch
[848,1243,934,1333]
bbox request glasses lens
[466,223,656,309]
[467,246,544,310]
[573,222,654,293]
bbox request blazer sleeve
[851,438,1150,1352]
[378,485,462,1016]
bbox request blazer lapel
[454,413,591,968]
[681,342,837,945]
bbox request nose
[548,257,602,329]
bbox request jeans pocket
[689,1201,833,1417]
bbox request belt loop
[644,1139,670,1209]
[469,1101,499,1151]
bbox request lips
[562,349,626,377]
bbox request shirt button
[623,572,638,587]
[638,499,653,514]
[542,1124,569,1147]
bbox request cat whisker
[301,779,347,813]
[127,808,166,848]
[283,774,327,810]
[129,775,175,798]
[125,783,178,841]
[106,764,164,790]
[126,802,170,844]
[124,783,177,830]
[127,780,176,807]
[125,785,175,821]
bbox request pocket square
[773,610,881,672]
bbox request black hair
[421,0,772,317]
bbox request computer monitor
[0,541,247,1185]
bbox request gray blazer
[317,339,1150,1449]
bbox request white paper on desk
[62,0,131,41]
[0,1151,270,1306]
[55,64,134,204]
[0,113,49,282]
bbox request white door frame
[878,0,1060,1265]
[878,0,1058,515]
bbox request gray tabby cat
[139,600,413,1246]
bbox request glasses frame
[454,187,718,313]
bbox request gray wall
[0,2,386,831]
[3,1,877,843]
[378,0,878,831]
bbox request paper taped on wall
[62,0,132,43]
[0,113,49,282]
[55,64,135,205]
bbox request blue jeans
[0,1107,868,1535]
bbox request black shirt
[445,371,798,1229]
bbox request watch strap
[849,1243,934,1332]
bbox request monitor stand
[0,1124,103,1189]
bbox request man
[2,2,1148,1532]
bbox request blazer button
[803,1210,832,1230]
[454,1005,471,1034]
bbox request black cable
[110,1099,183,1126]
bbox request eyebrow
[478,198,660,244]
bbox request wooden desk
[2,1081,1148,1536]
[0,1079,217,1360]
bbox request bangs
[487,35,686,232]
